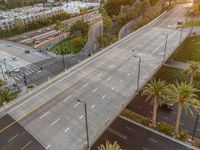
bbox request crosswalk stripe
[14,77,20,80]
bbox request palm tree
[169,82,198,136]
[142,79,169,128]
[185,60,200,85]
[98,141,121,150]
[0,87,16,104]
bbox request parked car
[12,57,17,61]
[159,103,173,111]
[176,21,183,29]
[24,50,30,53]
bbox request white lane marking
[64,96,71,102]
[8,134,18,142]
[64,127,70,133]
[91,105,95,109]
[40,111,50,119]
[180,122,184,125]
[25,72,29,75]
[112,87,115,90]
[73,102,80,108]
[21,141,32,150]
[18,75,22,79]
[107,77,112,81]
[142,146,149,150]
[50,118,60,126]
[120,80,123,83]
[92,88,98,93]
[26,71,32,74]
[82,83,88,88]
[119,68,122,71]
[79,115,83,120]
[109,65,114,68]
[164,116,168,120]
[148,137,158,143]
[29,70,35,73]
[151,30,178,54]
[125,126,134,131]
[37,70,41,73]
[97,73,103,77]
[14,77,20,80]
[46,144,51,149]
[108,128,127,140]
[102,95,106,99]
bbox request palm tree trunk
[175,104,182,137]
[189,73,194,85]
[152,96,158,128]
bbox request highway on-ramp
[0,4,191,150]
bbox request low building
[0,1,100,30]
[0,5,63,30]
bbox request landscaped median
[51,20,89,55]
[121,108,200,148]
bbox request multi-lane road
[91,117,196,150]
[0,4,191,150]
[8,11,101,46]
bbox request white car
[13,68,20,73]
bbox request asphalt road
[91,117,196,150]
[127,94,200,139]
[0,114,45,150]
[82,21,103,54]
[0,4,191,150]
[11,20,103,86]
[8,11,101,45]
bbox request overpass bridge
[0,4,191,150]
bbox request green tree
[169,82,198,136]
[142,79,169,128]
[70,20,89,35]
[0,87,17,103]
[98,141,121,150]
[185,61,200,85]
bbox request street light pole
[192,113,199,140]
[3,59,8,75]
[0,65,6,82]
[162,33,168,63]
[133,55,141,93]
[179,25,183,45]
[77,99,89,149]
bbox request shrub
[121,109,151,127]
[192,140,200,148]
[177,130,188,141]
[156,122,174,137]
[27,84,34,89]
